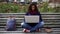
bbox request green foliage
[0,3,21,13]
[0,3,60,13]
[54,7,60,13]
[40,2,49,12]
[40,2,60,13]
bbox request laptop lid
[25,15,39,23]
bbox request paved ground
[0,29,60,34]
[0,33,55,34]
[0,32,60,34]
[0,28,60,34]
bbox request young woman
[21,3,44,32]
[6,16,16,31]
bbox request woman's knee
[21,22,29,27]
[39,21,44,26]
[21,22,26,25]
[37,21,44,27]
[40,21,44,25]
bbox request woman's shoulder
[25,12,30,15]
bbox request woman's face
[31,5,35,11]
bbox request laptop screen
[25,15,39,23]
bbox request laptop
[24,15,39,23]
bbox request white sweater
[20,0,25,2]
[32,0,38,2]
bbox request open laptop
[24,15,39,23]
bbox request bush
[54,7,60,13]
[40,2,60,13]
[0,3,60,13]
[0,3,24,13]
[40,2,49,13]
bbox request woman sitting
[21,3,44,32]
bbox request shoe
[45,27,52,33]
[36,29,41,32]
[23,29,30,32]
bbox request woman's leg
[21,22,32,30]
[30,21,44,32]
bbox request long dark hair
[28,3,39,13]
[27,4,43,21]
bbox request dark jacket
[24,11,43,27]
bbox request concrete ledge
[0,13,60,15]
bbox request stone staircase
[0,13,60,34]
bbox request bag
[6,18,16,31]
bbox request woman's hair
[28,3,39,12]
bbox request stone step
[0,23,60,27]
[0,18,60,20]
[1,25,60,27]
[0,18,60,23]
[0,13,60,18]
[0,28,60,31]
[0,32,60,34]
[0,13,60,15]
[0,15,60,18]
[0,28,23,31]
[0,28,60,34]
[0,20,60,23]
[0,24,60,28]
[0,23,60,25]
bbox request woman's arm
[25,12,29,15]
[37,12,43,22]
[38,12,44,26]
[21,12,29,25]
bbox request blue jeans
[21,21,44,32]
